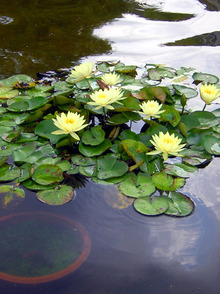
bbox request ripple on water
[0,16,13,25]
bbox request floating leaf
[35,119,67,144]
[118,172,155,198]
[37,185,74,205]
[0,156,8,167]
[81,125,105,146]
[0,74,33,86]
[119,139,147,163]
[79,139,112,157]
[0,86,19,99]
[160,105,180,127]
[0,185,25,209]
[22,179,58,191]
[164,162,198,178]
[134,196,169,216]
[0,164,20,182]
[165,192,195,216]
[181,149,212,166]
[151,172,185,191]
[201,134,220,155]
[96,154,128,179]
[32,164,63,186]
[173,84,198,98]
[192,72,219,84]
[192,111,219,128]
[148,67,175,81]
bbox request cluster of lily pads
[0,61,219,217]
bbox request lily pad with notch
[32,164,63,186]
[118,172,155,198]
[37,185,75,205]
[165,192,195,217]
[134,196,169,216]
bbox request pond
[0,0,220,293]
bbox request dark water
[0,0,220,293]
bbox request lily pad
[0,164,20,182]
[96,154,128,180]
[32,164,63,186]
[134,196,169,216]
[79,139,112,157]
[118,172,155,198]
[37,185,74,205]
[81,125,105,146]
[160,105,180,127]
[181,149,212,166]
[192,72,219,84]
[201,134,220,155]
[119,139,147,163]
[0,185,25,209]
[165,192,195,217]
[151,172,185,191]
[173,84,198,99]
[22,179,58,191]
[164,163,198,178]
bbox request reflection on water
[0,0,220,293]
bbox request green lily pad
[0,164,20,182]
[79,139,112,157]
[96,154,128,180]
[119,139,147,163]
[165,192,195,217]
[0,156,8,167]
[118,172,155,198]
[148,67,175,81]
[134,196,169,216]
[15,163,33,183]
[173,84,198,98]
[151,172,185,191]
[22,179,58,191]
[0,86,19,99]
[192,72,219,84]
[160,105,180,127]
[0,74,33,86]
[35,119,67,144]
[181,149,212,166]
[71,154,96,166]
[0,185,25,209]
[164,163,198,178]
[37,185,74,205]
[32,164,63,186]
[1,126,22,142]
[201,134,220,155]
[192,111,219,128]
[81,125,105,146]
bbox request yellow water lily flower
[147,131,186,160]
[87,88,124,110]
[51,111,88,140]
[69,61,95,82]
[139,100,165,119]
[200,83,220,105]
[101,72,122,86]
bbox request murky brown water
[0,1,220,293]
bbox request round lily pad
[134,196,169,216]
[32,164,63,186]
[37,185,75,205]
[151,172,185,191]
[118,172,155,198]
[0,164,20,182]
[165,192,195,217]
[0,185,25,209]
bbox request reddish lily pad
[37,185,75,205]
[32,164,63,186]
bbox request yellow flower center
[205,89,213,95]
[98,93,107,99]
[163,138,173,144]
[66,118,75,124]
